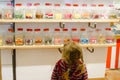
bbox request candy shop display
[25,28,33,45]
[72,13,81,19]
[0,3,118,46]
[80,28,89,44]
[53,28,62,45]
[34,28,43,45]
[25,8,34,19]
[4,28,14,45]
[72,4,81,19]
[54,4,63,19]
[91,4,100,19]
[98,35,106,44]
[108,10,117,19]
[116,8,120,18]
[14,3,24,19]
[0,2,120,80]
[99,7,110,19]
[54,13,63,19]
[97,29,106,44]
[25,3,34,19]
[45,13,54,19]
[43,28,53,45]
[35,10,43,19]
[62,28,71,43]
[109,14,117,19]
[73,10,81,18]
[81,4,91,19]
[92,13,100,19]
[108,5,117,19]
[89,29,97,44]
[92,8,101,19]
[0,26,117,46]
[0,3,118,20]
[105,28,115,43]
[44,3,54,19]
[71,28,80,43]
[81,9,91,19]
[3,8,13,19]
[3,3,13,19]
[63,3,72,19]
[14,10,24,19]
[64,13,72,19]
[15,28,24,45]
[34,3,44,19]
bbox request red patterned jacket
[51,59,88,80]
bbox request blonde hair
[62,41,84,65]
[61,41,85,80]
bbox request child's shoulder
[55,59,66,65]
[57,59,63,63]
[54,59,64,68]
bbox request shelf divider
[0,43,116,49]
[0,19,119,23]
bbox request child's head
[62,41,83,65]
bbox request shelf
[0,19,119,23]
[0,43,116,49]
[0,45,63,49]
[80,43,116,47]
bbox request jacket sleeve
[51,63,59,80]
[82,65,88,80]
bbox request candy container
[62,28,71,43]
[71,28,80,43]
[3,3,13,19]
[34,28,43,45]
[63,3,72,19]
[25,3,35,19]
[72,4,81,19]
[43,28,53,45]
[34,3,44,19]
[15,28,24,45]
[80,28,89,44]
[4,28,14,45]
[25,28,33,45]
[105,28,115,43]
[14,3,24,19]
[44,3,54,19]
[54,4,63,19]
[88,29,97,44]
[53,28,62,45]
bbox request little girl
[51,41,88,80]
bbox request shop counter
[105,69,120,80]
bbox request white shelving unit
[0,43,117,49]
[0,19,119,23]
[0,19,119,49]
[0,0,120,80]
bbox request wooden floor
[89,78,105,80]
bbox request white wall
[15,48,107,80]
[1,47,108,80]
[1,50,13,80]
